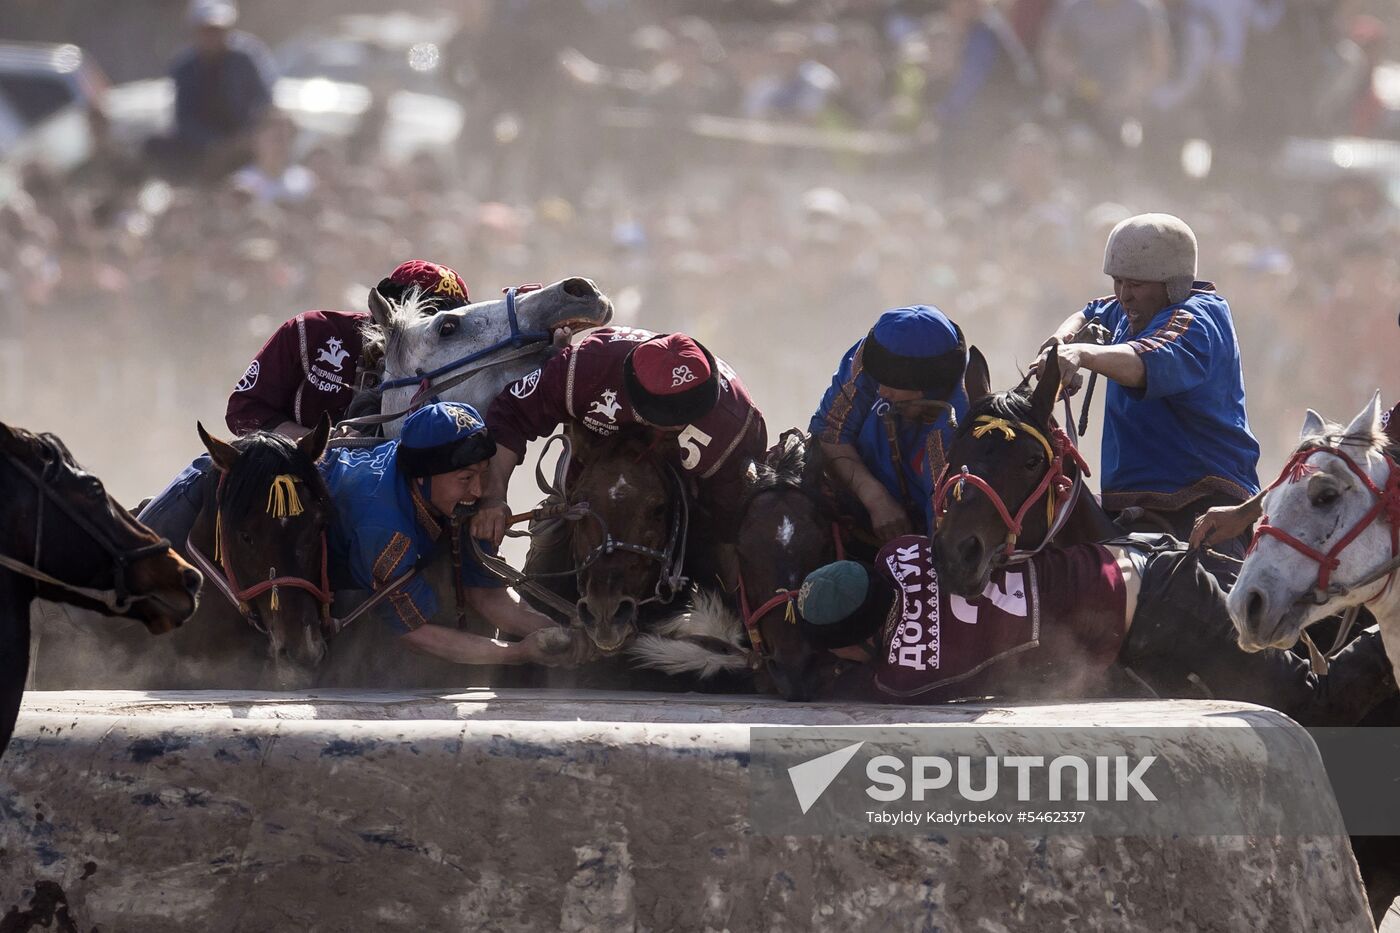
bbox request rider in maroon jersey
[224,260,470,438]
[796,534,1395,723]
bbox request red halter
[185,470,334,634]
[1248,444,1400,603]
[932,414,1090,557]
[738,521,845,657]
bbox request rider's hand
[521,626,594,667]
[1189,503,1260,549]
[1032,344,1084,392]
[866,491,913,545]
[470,496,511,548]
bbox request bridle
[574,462,691,608]
[0,440,174,613]
[933,398,1090,562]
[184,468,334,635]
[1248,443,1400,607]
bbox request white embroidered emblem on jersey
[608,329,648,342]
[316,337,350,372]
[671,365,697,388]
[588,389,622,423]
[511,369,541,399]
[235,360,260,392]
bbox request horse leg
[0,575,32,759]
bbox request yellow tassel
[971,417,1018,442]
[266,475,304,518]
[785,599,797,625]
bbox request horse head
[1229,393,1399,653]
[0,421,201,633]
[737,431,843,700]
[194,417,334,682]
[931,347,1087,596]
[569,426,679,652]
[369,277,613,435]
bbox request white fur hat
[1102,213,1198,304]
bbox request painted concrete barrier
[0,691,1374,932]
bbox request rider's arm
[1056,343,1147,389]
[226,316,305,436]
[465,583,557,638]
[1189,493,1264,549]
[399,623,538,664]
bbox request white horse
[365,277,613,437]
[1229,393,1400,681]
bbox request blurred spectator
[231,111,315,205]
[1041,0,1171,135]
[145,0,275,182]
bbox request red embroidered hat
[377,260,471,310]
[623,333,720,427]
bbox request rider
[1035,213,1260,553]
[810,306,969,543]
[471,328,768,572]
[225,259,471,438]
[321,401,586,666]
[140,260,471,550]
[796,534,1397,723]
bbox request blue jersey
[810,339,968,533]
[1083,284,1260,510]
[320,442,500,635]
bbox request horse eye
[240,531,254,545]
[438,318,458,338]
[1024,454,1044,471]
[82,476,105,499]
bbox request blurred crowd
[1,0,1397,503]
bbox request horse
[1,421,201,756]
[365,277,614,437]
[557,426,693,653]
[931,348,1119,598]
[1229,394,1400,682]
[36,419,336,690]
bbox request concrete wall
[0,691,1376,932]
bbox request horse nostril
[957,536,983,568]
[576,598,596,627]
[1245,589,1267,626]
[615,597,638,626]
[561,277,597,299]
[181,568,202,595]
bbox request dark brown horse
[564,426,691,652]
[1,422,200,756]
[165,419,335,687]
[932,349,1119,597]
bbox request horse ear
[368,288,395,328]
[1029,348,1061,420]
[964,345,992,405]
[197,421,239,472]
[1341,391,1384,446]
[1299,409,1327,442]
[299,413,332,463]
[745,460,759,485]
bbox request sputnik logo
[788,741,864,814]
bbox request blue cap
[863,306,966,395]
[871,306,961,356]
[397,402,495,477]
[796,560,895,649]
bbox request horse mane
[751,430,807,494]
[958,384,1038,438]
[358,286,431,372]
[220,432,328,520]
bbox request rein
[185,468,334,635]
[1248,443,1400,608]
[933,397,1090,562]
[0,444,173,613]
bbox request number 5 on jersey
[677,425,712,470]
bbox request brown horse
[931,349,1119,597]
[1,422,200,756]
[563,426,691,652]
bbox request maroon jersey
[226,310,368,436]
[488,327,767,526]
[872,536,1127,701]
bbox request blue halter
[379,286,551,392]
